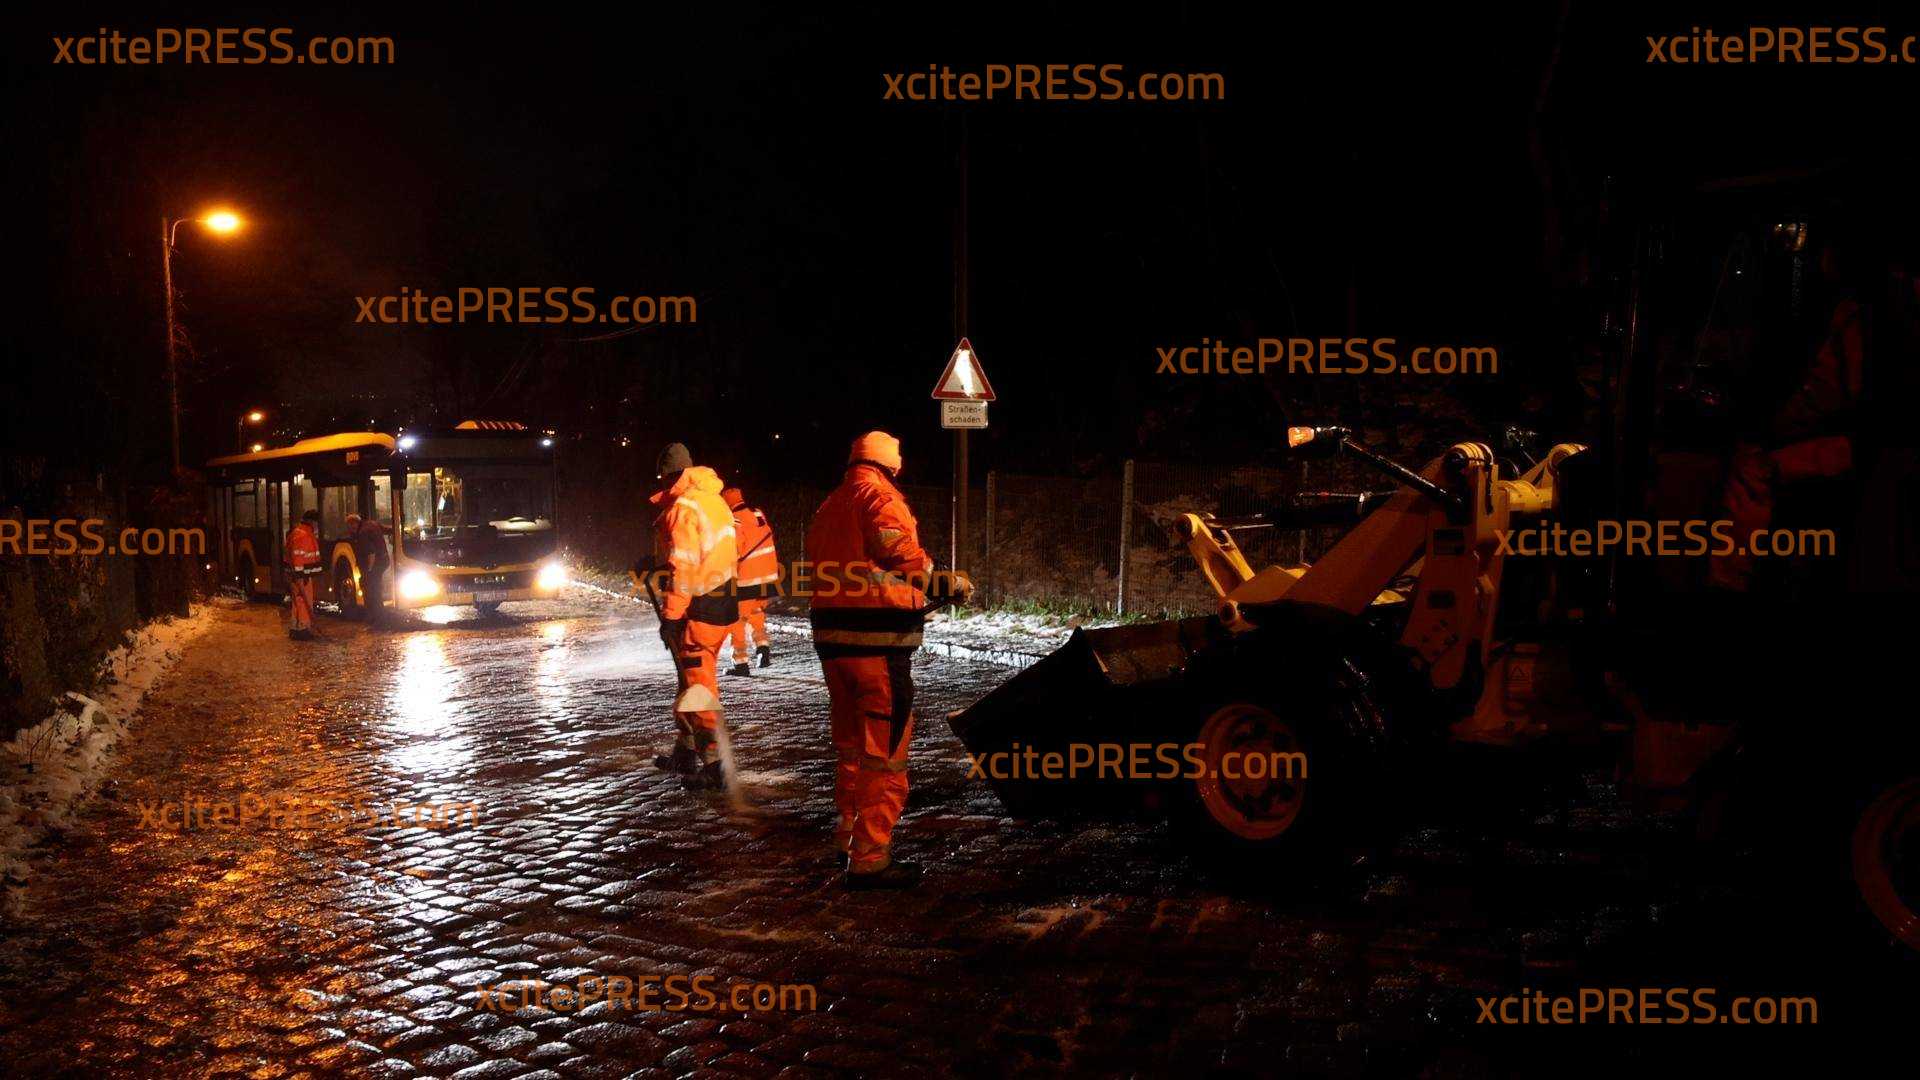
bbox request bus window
[401,465,553,538]
[321,486,357,538]
[231,482,259,528]
[292,476,318,526]
[435,468,467,531]
[371,474,394,525]
[434,464,553,531]
[402,472,440,538]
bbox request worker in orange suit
[1710,238,1867,592]
[807,431,972,889]
[284,509,323,640]
[646,443,739,790]
[721,485,779,676]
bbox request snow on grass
[565,575,1118,667]
[931,607,1120,641]
[0,601,221,916]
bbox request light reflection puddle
[383,632,476,775]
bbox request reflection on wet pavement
[0,597,1871,1075]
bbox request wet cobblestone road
[0,594,1887,1076]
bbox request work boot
[685,761,726,791]
[728,661,752,677]
[845,861,921,891]
[757,644,772,669]
[653,747,700,774]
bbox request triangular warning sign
[931,337,996,401]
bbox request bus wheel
[236,556,260,602]
[476,602,502,617]
[335,561,362,620]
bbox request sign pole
[934,347,991,589]
[951,115,970,589]
[953,429,968,582]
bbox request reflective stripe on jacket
[650,466,737,620]
[285,522,321,570]
[732,504,780,589]
[806,463,932,652]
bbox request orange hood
[651,465,725,506]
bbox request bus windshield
[402,464,553,538]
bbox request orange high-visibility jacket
[650,466,737,620]
[285,521,321,572]
[730,501,780,598]
[806,463,934,652]
[1776,299,1864,445]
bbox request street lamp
[163,208,245,474]
[238,409,265,452]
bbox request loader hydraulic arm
[1186,431,1586,656]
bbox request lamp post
[162,209,244,473]
[237,409,265,452]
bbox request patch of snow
[0,601,221,916]
[565,578,1109,670]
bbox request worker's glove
[926,570,975,606]
[657,616,686,654]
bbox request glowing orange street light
[238,409,266,452]
[162,207,247,474]
[250,442,265,453]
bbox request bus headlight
[398,570,442,601]
[535,561,569,591]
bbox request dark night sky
[6,2,1914,489]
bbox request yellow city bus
[205,421,566,617]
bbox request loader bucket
[945,616,1220,818]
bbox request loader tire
[1170,689,1373,861]
[1853,777,1920,954]
[1175,702,1318,847]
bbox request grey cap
[656,442,693,476]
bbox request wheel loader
[949,426,1605,844]
[946,426,1919,952]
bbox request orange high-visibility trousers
[730,598,769,664]
[821,652,914,871]
[289,574,316,632]
[672,619,732,762]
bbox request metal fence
[983,460,1350,618]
